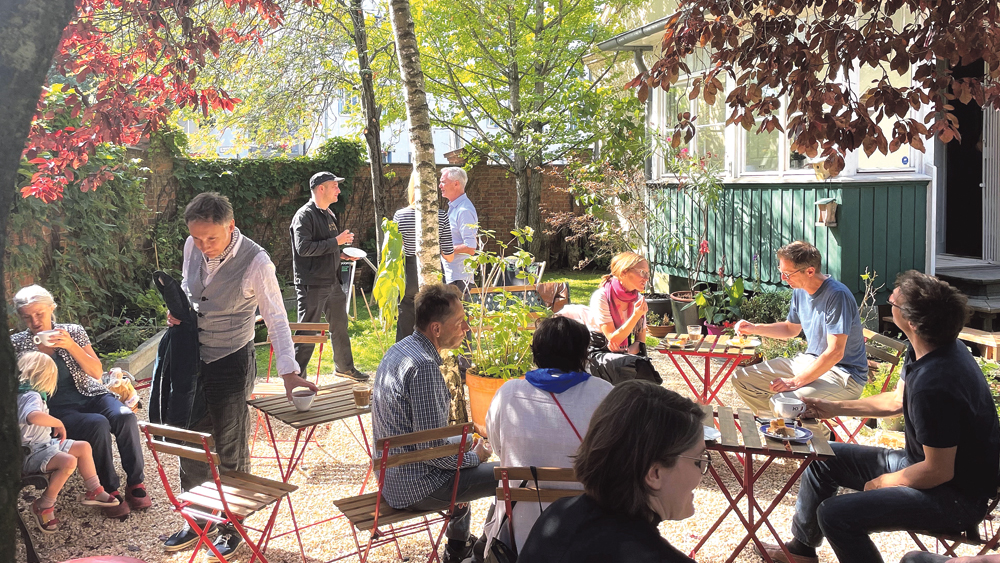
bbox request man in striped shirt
[372,283,496,563]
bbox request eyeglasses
[631,269,650,280]
[677,451,712,475]
[888,296,904,309]
[779,267,805,280]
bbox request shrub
[741,290,793,325]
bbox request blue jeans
[180,341,256,491]
[407,462,499,542]
[792,442,990,563]
[50,393,144,493]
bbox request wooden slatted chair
[826,329,907,443]
[139,421,296,563]
[332,423,475,563]
[494,466,580,550]
[908,488,1000,556]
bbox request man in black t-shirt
[757,270,1000,563]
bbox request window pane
[745,128,779,172]
[696,124,725,162]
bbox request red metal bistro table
[248,381,373,562]
[695,405,835,563]
[654,334,760,405]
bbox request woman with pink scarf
[586,252,662,385]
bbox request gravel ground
[15,355,977,563]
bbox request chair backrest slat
[493,467,576,481]
[150,440,220,465]
[495,488,581,503]
[288,322,329,332]
[866,344,903,365]
[139,421,214,448]
[378,443,465,470]
[375,423,473,451]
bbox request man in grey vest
[289,171,368,381]
[162,192,317,559]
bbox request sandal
[77,486,121,507]
[31,499,58,534]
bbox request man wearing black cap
[289,172,368,382]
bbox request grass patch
[544,268,604,306]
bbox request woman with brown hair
[518,380,706,563]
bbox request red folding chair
[332,423,475,563]
[139,421,296,563]
[909,488,1000,556]
[825,329,907,443]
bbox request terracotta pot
[466,370,510,434]
[647,324,675,338]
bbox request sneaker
[205,528,243,562]
[163,521,217,552]
[336,369,370,382]
[125,483,152,510]
[103,491,131,519]
[754,541,819,563]
[442,537,475,563]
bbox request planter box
[112,328,166,385]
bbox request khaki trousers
[732,354,864,416]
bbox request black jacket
[290,200,343,285]
[149,271,201,428]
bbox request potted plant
[645,311,674,338]
[464,228,547,431]
[686,271,745,335]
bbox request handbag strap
[550,392,582,442]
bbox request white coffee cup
[291,389,316,412]
[771,396,806,420]
[32,330,60,346]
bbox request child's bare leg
[69,441,113,503]
[40,451,77,509]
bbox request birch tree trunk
[348,0,391,257]
[0,0,78,555]
[387,0,441,284]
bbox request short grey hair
[441,167,468,189]
[184,192,234,225]
[14,285,57,312]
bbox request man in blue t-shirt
[732,241,868,415]
[757,270,1000,563]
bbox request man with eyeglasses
[730,240,868,416]
[757,271,999,563]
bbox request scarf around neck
[605,277,640,348]
[525,367,590,394]
[205,227,241,276]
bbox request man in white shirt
[163,192,316,560]
[440,167,478,295]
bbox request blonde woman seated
[586,252,662,385]
[518,380,706,563]
[483,316,612,555]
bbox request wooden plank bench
[883,316,1000,360]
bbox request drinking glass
[687,324,703,337]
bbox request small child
[18,351,119,533]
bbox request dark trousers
[50,393,144,493]
[396,256,419,342]
[294,283,354,374]
[407,462,499,542]
[792,442,990,563]
[180,341,256,491]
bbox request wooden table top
[247,380,370,429]
[654,333,761,357]
[701,404,835,458]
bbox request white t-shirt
[483,377,612,552]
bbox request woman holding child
[12,285,148,518]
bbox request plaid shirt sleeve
[410,360,479,471]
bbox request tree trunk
[348,0,391,258]
[525,0,546,260]
[387,0,441,284]
[0,0,78,556]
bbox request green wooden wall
[649,180,929,302]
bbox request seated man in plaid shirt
[372,283,496,563]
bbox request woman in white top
[484,316,613,554]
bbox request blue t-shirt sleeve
[787,291,801,324]
[823,291,857,335]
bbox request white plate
[726,336,761,347]
[342,247,367,259]
[704,426,722,441]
